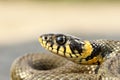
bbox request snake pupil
[56,35,66,45]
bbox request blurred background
[0,0,120,80]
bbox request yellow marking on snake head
[47,43,51,47]
[71,54,76,58]
[38,38,45,47]
[74,50,79,54]
[43,41,46,44]
[45,43,51,49]
[45,45,49,49]
[48,47,52,51]
[38,38,42,43]
[52,49,57,53]
[42,41,47,47]
[53,44,58,49]
[58,51,64,56]
[81,40,93,58]
[65,45,72,54]
[59,46,64,52]
[76,53,80,57]
[65,53,71,58]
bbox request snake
[10,33,120,80]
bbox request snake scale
[11,33,120,80]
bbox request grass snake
[10,33,120,80]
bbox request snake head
[39,33,94,64]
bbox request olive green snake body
[11,34,120,80]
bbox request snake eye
[42,36,48,40]
[56,35,66,45]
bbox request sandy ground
[0,2,120,80]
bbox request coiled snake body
[11,34,120,80]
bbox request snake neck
[88,40,112,64]
[69,40,112,65]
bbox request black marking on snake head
[63,45,66,56]
[69,54,72,58]
[56,46,60,54]
[69,38,83,55]
[57,45,66,56]
[49,42,54,50]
